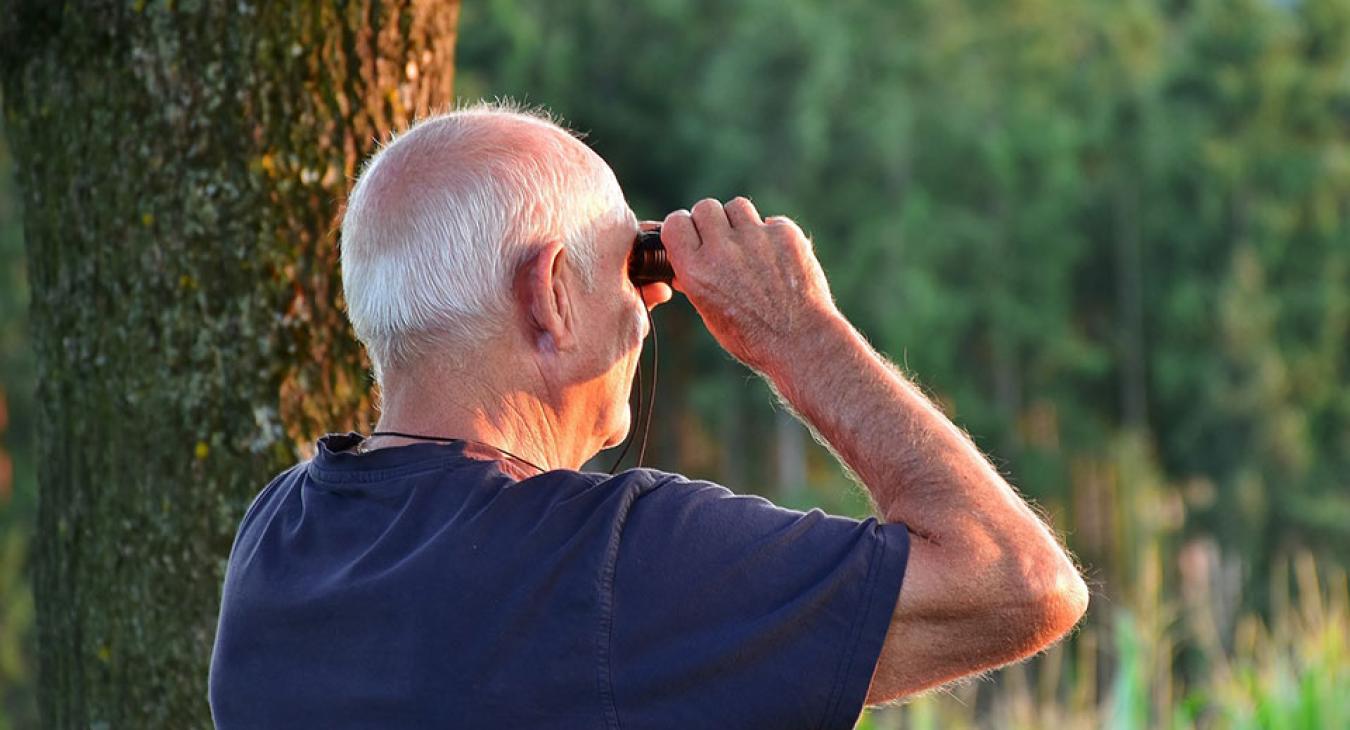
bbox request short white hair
[339,103,629,382]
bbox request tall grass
[855,433,1349,729]
[857,553,1346,729]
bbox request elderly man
[209,105,1088,729]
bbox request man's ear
[515,240,576,353]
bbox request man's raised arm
[661,197,1089,704]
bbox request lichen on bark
[0,1,458,726]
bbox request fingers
[690,198,731,242]
[661,208,698,249]
[765,214,808,244]
[662,198,781,290]
[661,209,701,290]
[725,196,762,228]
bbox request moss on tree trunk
[0,1,458,726]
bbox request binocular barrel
[629,229,674,285]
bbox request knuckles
[691,197,723,216]
[726,196,755,214]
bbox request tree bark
[0,2,458,726]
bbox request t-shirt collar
[311,431,469,475]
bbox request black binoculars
[629,227,674,286]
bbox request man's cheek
[608,303,645,359]
[630,299,648,344]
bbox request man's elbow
[1010,563,1090,656]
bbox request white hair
[339,103,629,383]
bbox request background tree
[0,101,37,730]
[0,2,458,726]
[1,0,1346,726]
[456,0,1349,724]
[458,0,1350,596]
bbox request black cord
[368,430,547,475]
[637,297,657,467]
[608,289,657,473]
[368,294,660,477]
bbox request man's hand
[661,198,836,373]
[662,195,1088,704]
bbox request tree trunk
[0,2,458,727]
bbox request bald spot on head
[354,111,607,230]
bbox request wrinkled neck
[372,354,595,471]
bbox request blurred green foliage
[1,0,1347,726]
[457,0,1350,570]
[453,0,1349,725]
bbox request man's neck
[372,361,592,471]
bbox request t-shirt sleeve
[606,475,910,730]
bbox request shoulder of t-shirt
[524,465,676,506]
[542,466,779,520]
[233,462,307,543]
[559,466,727,495]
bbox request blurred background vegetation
[2,0,1348,727]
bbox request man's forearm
[662,199,1087,692]
[764,310,1062,556]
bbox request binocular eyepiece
[629,227,674,286]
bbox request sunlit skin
[659,197,1089,702]
[369,201,671,474]
[367,119,1087,704]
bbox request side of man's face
[567,211,673,452]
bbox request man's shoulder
[569,465,679,489]
[514,466,681,511]
[562,466,729,503]
[599,468,768,507]
[254,459,309,504]
[502,466,752,528]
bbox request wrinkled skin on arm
[661,197,1089,703]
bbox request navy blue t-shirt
[209,433,909,729]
